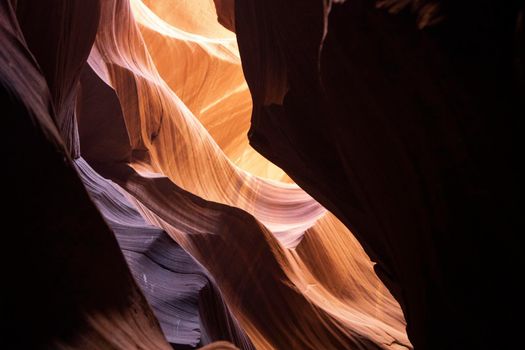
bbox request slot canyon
[1,0,522,349]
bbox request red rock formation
[82,1,410,348]
[3,0,521,348]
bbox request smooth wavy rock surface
[76,157,253,349]
[82,0,410,348]
[1,0,413,348]
[5,0,518,349]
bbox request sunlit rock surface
[2,0,522,349]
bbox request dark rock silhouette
[235,0,523,348]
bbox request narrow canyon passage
[1,0,522,349]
